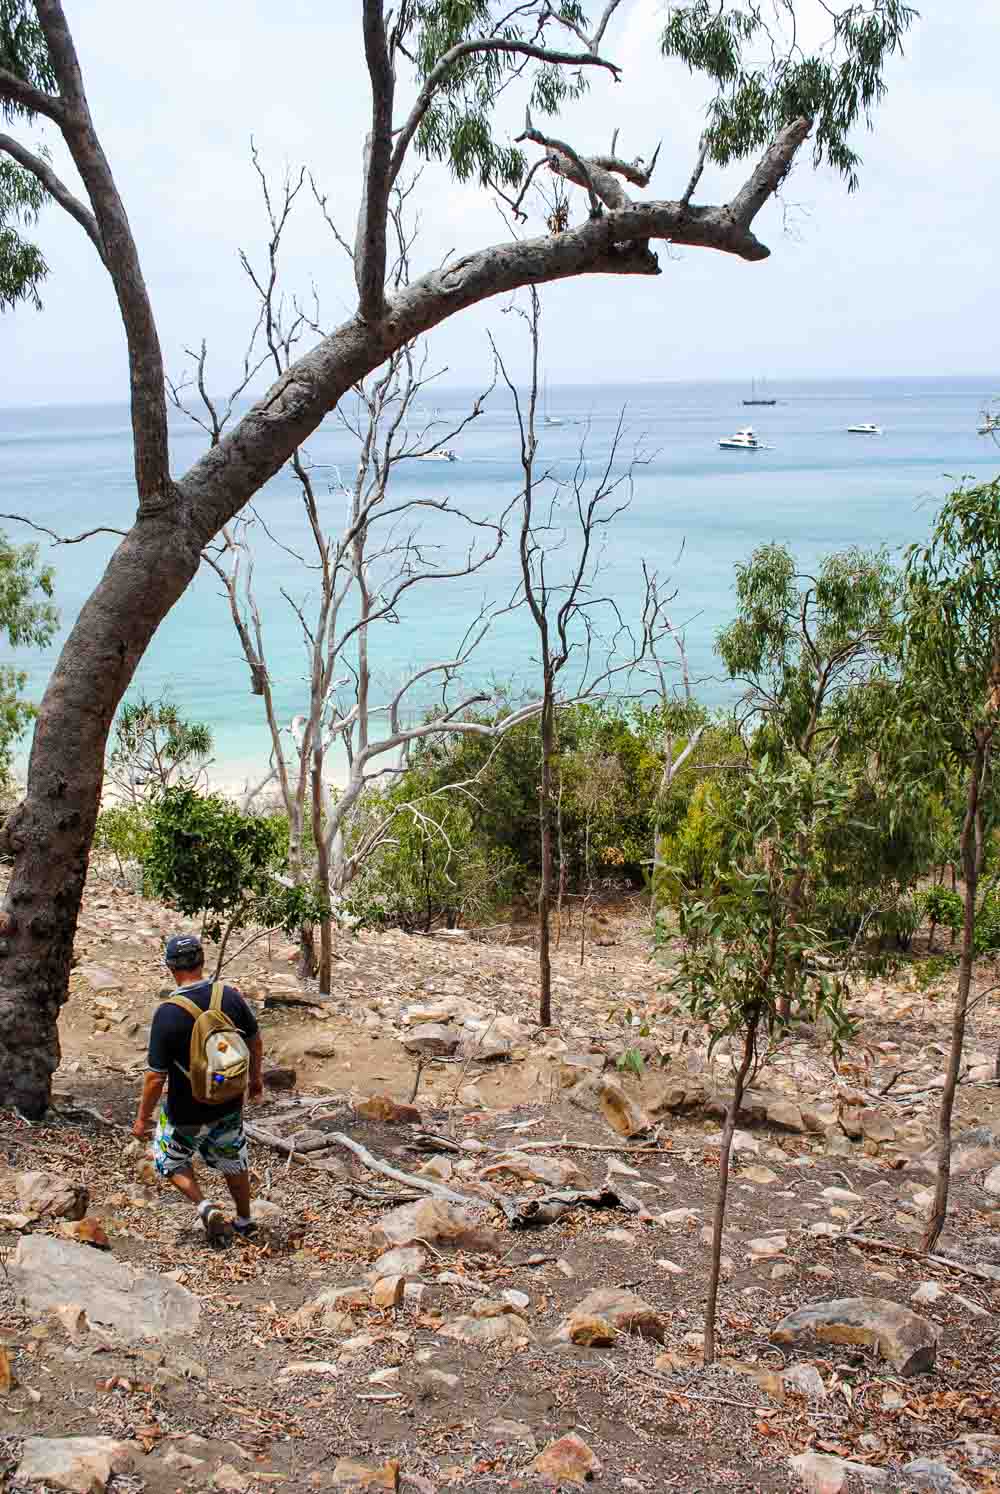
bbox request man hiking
[133,933,264,1245]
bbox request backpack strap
[164,993,204,1080]
[167,994,203,1022]
[209,981,225,1013]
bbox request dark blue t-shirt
[148,981,259,1126]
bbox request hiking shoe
[199,1205,226,1247]
[231,1218,258,1240]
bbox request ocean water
[1,375,997,787]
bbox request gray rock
[17,1436,133,1493]
[772,1296,938,1375]
[567,1072,651,1137]
[555,1287,665,1343]
[767,1100,807,1133]
[414,1367,460,1399]
[954,1435,1000,1469]
[439,1313,533,1347]
[304,1036,338,1058]
[649,1079,707,1116]
[861,1108,897,1144]
[784,1362,826,1398]
[902,1458,973,1493]
[788,1452,887,1492]
[376,1197,504,1254]
[10,1235,199,1341]
[368,1246,426,1282]
[912,1281,948,1306]
[481,1150,584,1189]
[15,1170,88,1221]
[162,1448,208,1473]
[928,1125,1000,1175]
[458,1030,511,1062]
[403,1023,459,1056]
[984,1164,1000,1197]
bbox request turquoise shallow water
[1,375,997,785]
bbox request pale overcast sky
[1,1,998,407]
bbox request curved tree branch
[177,118,811,550]
[357,0,395,320]
[0,131,105,262]
[727,116,811,226]
[0,64,63,123]
[33,0,172,510]
[388,34,621,188]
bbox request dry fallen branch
[327,1131,480,1207]
[841,1232,1000,1284]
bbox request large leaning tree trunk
[0,0,912,1114]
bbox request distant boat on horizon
[847,422,883,435]
[743,377,776,407]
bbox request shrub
[653,778,729,912]
[974,889,1000,955]
[343,795,518,933]
[141,787,318,965]
[93,804,152,880]
[920,885,963,952]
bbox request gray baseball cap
[164,933,204,969]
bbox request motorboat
[415,448,458,462]
[847,423,883,435]
[719,426,764,450]
[544,415,565,427]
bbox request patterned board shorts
[153,1108,249,1178]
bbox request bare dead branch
[0,513,126,546]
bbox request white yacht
[719,426,763,450]
[847,423,883,435]
[415,448,458,462]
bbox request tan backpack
[168,982,250,1106]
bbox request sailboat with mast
[542,376,564,427]
[743,377,776,407]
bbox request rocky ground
[1,866,1000,1493]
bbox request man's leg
[204,1111,255,1236]
[166,1166,205,1207]
[223,1169,252,1219]
[153,1112,226,1244]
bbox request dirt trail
[1,870,1000,1492]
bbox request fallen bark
[496,1184,635,1229]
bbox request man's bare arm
[248,1034,264,1101]
[134,1071,166,1138]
